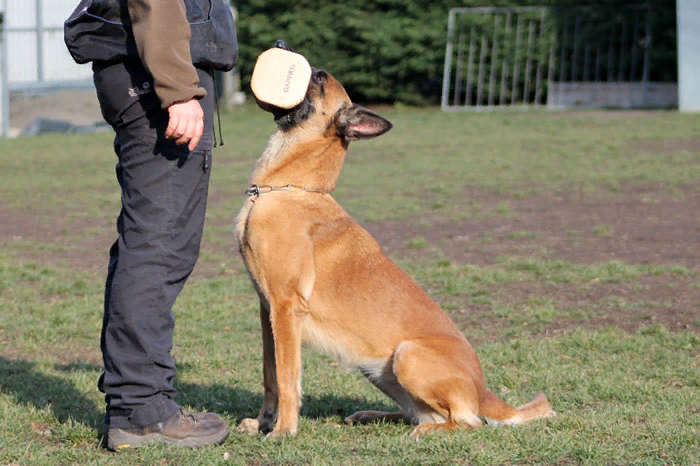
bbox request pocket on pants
[93,60,167,134]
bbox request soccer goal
[441,5,675,111]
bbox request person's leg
[93,60,226,448]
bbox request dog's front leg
[258,301,279,432]
[266,294,304,438]
[237,301,279,435]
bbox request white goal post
[441,5,676,111]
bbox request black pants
[93,60,214,429]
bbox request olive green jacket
[127,0,206,108]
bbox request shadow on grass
[176,378,398,425]
[176,361,398,425]
[0,357,102,426]
[0,356,397,443]
[301,393,398,420]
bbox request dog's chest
[234,201,252,248]
[234,200,258,270]
[235,200,279,297]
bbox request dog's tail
[478,390,556,426]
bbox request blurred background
[0,0,690,136]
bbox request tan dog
[235,47,556,439]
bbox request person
[64,0,237,450]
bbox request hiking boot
[194,411,223,421]
[106,408,229,451]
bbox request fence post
[36,0,43,82]
[677,0,698,112]
[441,9,456,110]
[1,0,9,137]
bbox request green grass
[507,231,537,239]
[405,237,429,249]
[592,224,614,237]
[1,257,698,465]
[1,105,699,465]
[404,258,690,293]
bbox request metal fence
[1,0,93,136]
[441,4,675,111]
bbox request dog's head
[257,41,393,144]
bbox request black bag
[64,0,238,71]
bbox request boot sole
[107,425,230,451]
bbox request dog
[235,42,556,439]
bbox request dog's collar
[244,184,328,202]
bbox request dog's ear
[336,105,393,140]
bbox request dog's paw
[236,418,260,435]
[265,429,296,441]
[409,425,428,441]
[258,411,277,433]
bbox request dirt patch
[444,276,700,344]
[362,184,700,339]
[3,176,699,340]
[0,208,113,272]
[364,185,700,269]
[630,138,700,154]
[0,206,240,281]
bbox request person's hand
[166,99,204,151]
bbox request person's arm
[127,0,205,150]
[127,0,205,108]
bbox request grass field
[0,104,699,465]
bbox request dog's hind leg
[344,411,406,425]
[345,360,417,426]
[391,339,485,438]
